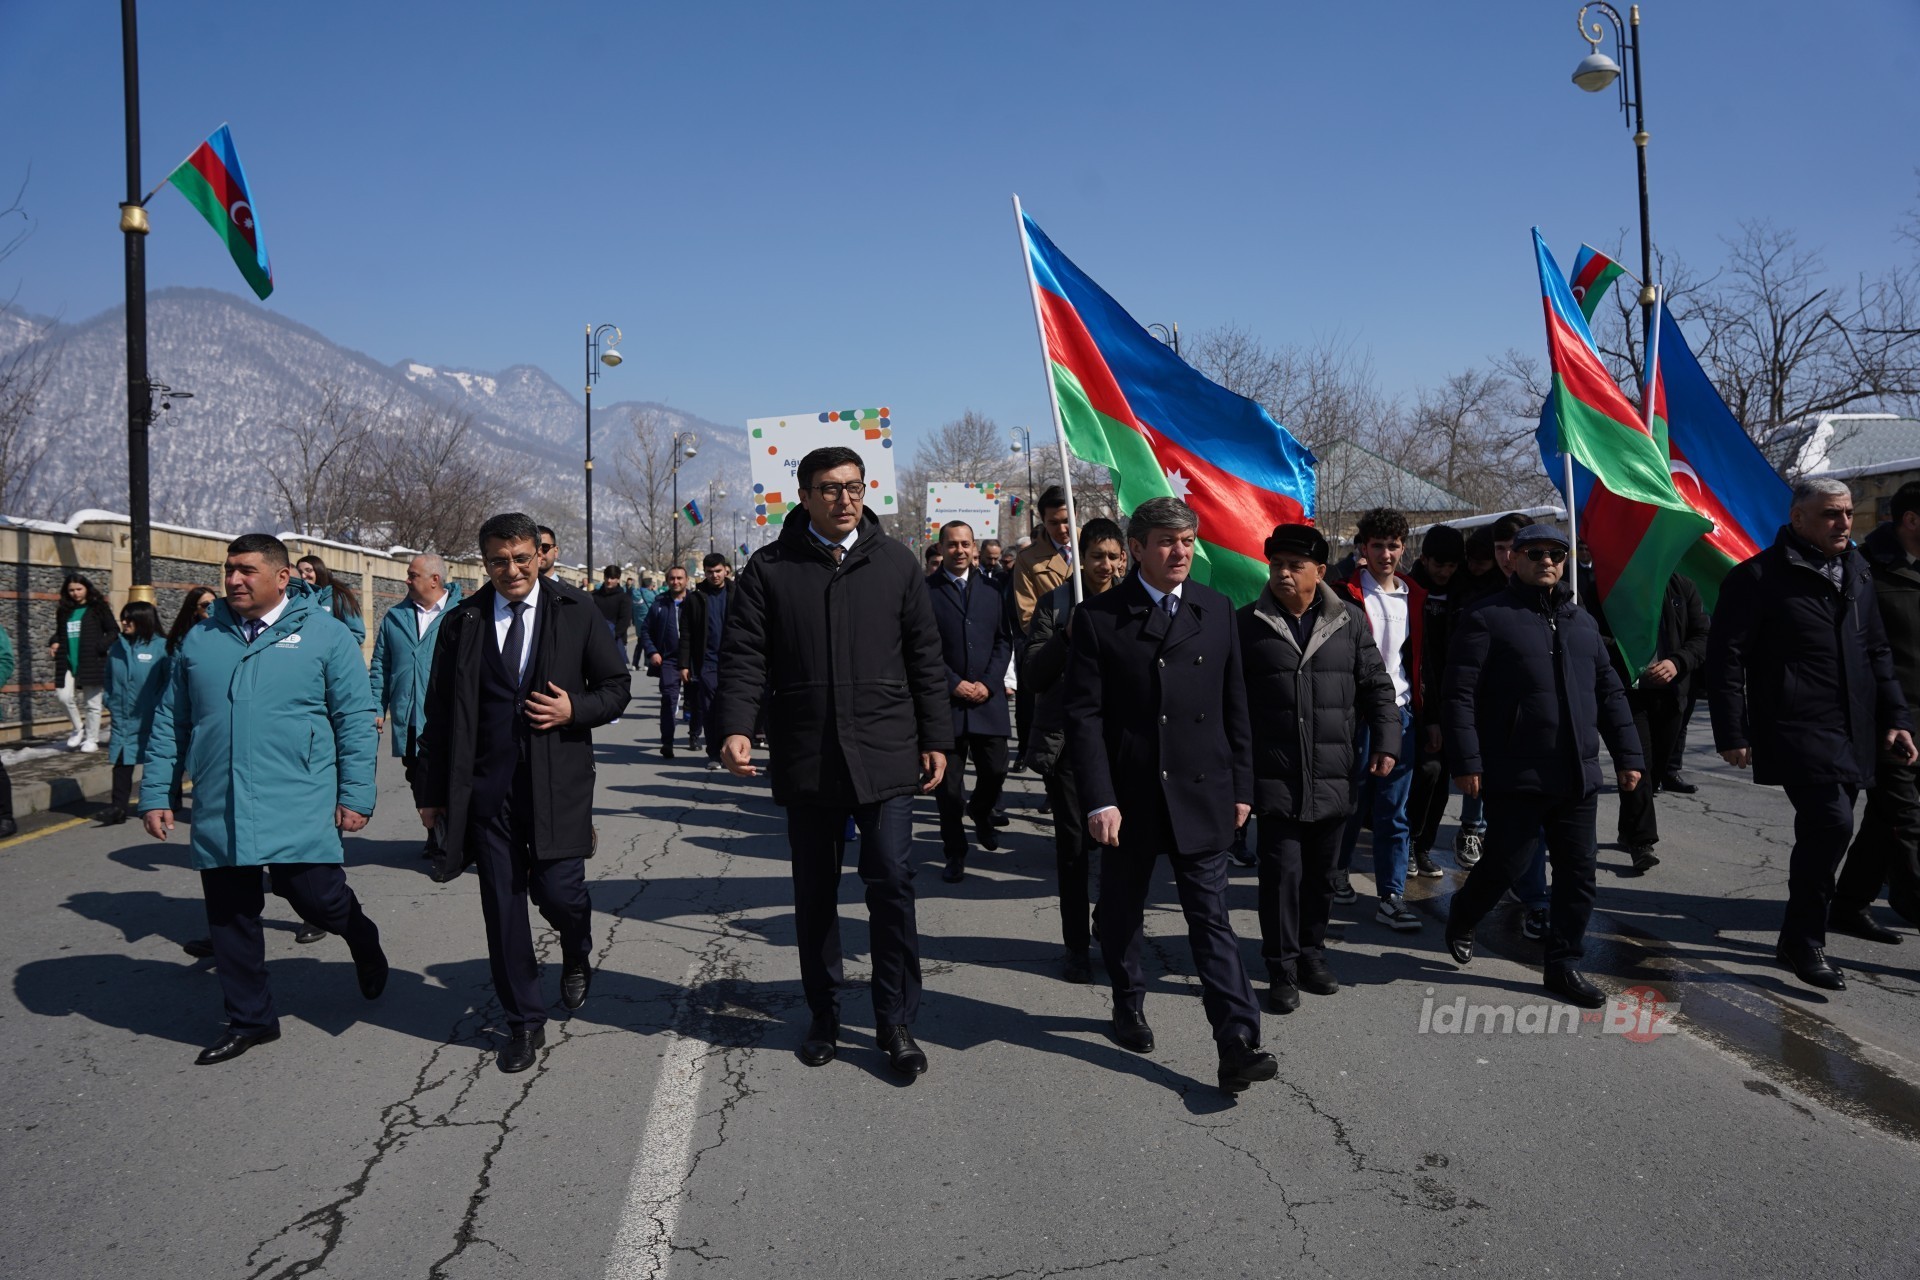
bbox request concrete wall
[0,511,481,743]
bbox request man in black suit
[714,446,950,1078]
[926,519,1013,883]
[677,553,734,756]
[977,539,1006,591]
[415,512,632,1073]
[1064,496,1276,1094]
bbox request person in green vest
[371,553,461,867]
[102,600,168,826]
[141,533,388,1066]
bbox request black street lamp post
[118,0,153,603]
[584,322,623,573]
[670,430,699,569]
[1571,2,1657,351]
[1008,426,1034,534]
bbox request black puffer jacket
[1706,526,1911,787]
[711,507,951,807]
[1443,576,1642,796]
[1861,523,1920,714]
[1238,583,1400,822]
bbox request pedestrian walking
[371,554,460,868]
[1405,524,1464,872]
[102,600,167,826]
[295,554,367,647]
[593,564,634,648]
[977,539,1006,591]
[140,535,389,1065]
[1009,486,1075,766]
[1707,478,1916,990]
[1604,572,1709,873]
[413,513,631,1072]
[677,553,734,757]
[537,526,560,578]
[712,446,950,1078]
[926,519,1012,883]
[1063,496,1277,1093]
[1441,524,1643,1009]
[48,572,115,752]
[627,576,657,666]
[641,566,692,757]
[1239,522,1400,1014]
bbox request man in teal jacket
[141,533,389,1066]
[372,554,461,866]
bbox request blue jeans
[1460,791,1486,836]
[1340,706,1416,900]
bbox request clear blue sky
[4,0,1916,460]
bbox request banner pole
[1563,451,1580,606]
[1012,194,1083,605]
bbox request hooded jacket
[369,582,463,757]
[104,633,168,766]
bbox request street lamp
[118,0,155,604]
[671,430,699,568]
[1146,322,1180,356]
[584,322,622,573]
[1571,2,1657,350]
[1009,426,1034,534]
[706,477,727,554]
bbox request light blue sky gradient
[4,1,1915,460]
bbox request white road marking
[604,962,708,1279]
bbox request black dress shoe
[1062,949,1094,984]
[181,936,215,959]
[798,1017,839,1066]
[1445,928,1475,966]
[354,940,389,1000]
[101,806,127,826]
[1659,775,1697,794]
[973,820,1000,852]
[1296,956,1340,996]
[1110,1009,1154,1054]
[295,924,326,945]
[420,842,438,861]
[1829,906,1902,945]
[1267,977,1300,1014]
[941,859,965,884]
[877,1023,928,1077]
[988,811,1012,828]
[1544,966,1608,1009]
[561,958,593,1009]
[498,1026,546,1073]
[1628,845,1661,873]
[195,1026,280,1065]
[1217,1035,1279,1093]
[0,817,16,839]
[1778,943,1846,991]
[661,744,675,760]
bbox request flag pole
[1562,450,1580,606]
[1012,194,1083,605]
[1642,283,1664,437]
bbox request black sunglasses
[1522,546,1569,564]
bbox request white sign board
[746,406,899,529]
[924,482,1002,542]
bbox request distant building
[1786,413,1920,523]
[1313,440,1476,547]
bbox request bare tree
[608,408,680,568]
[357,402,509,554]
[266,383,381,540]
[0,170,55,516]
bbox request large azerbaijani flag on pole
[1532,229,1709,673]
[164,125,273,300]
[1018,208,1316,605]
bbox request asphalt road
[4,712,1919,1279]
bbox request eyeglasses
[806,482,865,502]
[538,543,555,553]
[487,553,538,572]
[1522,547,1569,564]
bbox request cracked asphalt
[5,716,1920,1278]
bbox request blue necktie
[244,619,265,644]
[1161,593,1178,618]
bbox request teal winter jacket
[138,582,378,869]
[313,584,368,647]
[104,634,169,765]
[369,582,461,757]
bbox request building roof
[1314,439,1473,515]
[1793,414,1920,478]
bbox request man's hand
[374,716,386,734]
[648,653,662,669]
[721,735,756,776]
[1234,802,1251,829]
[1617,770,1643,793]
[1088,807,1122,847]
[1720,748,1752,769]
[418,806,445,830]
[1422,725,1442,755]
[1888,728,1919,765]
[143,809,174,841]
[1642,659,1679,687]
[525,681,573,730]
[337,806,369,833]
[1369,752,1396,777]
[919,751,946,793]
[680,667,693,684]
[1453,774,1481,799]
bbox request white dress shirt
[492,581,540,682]
[242,596,290,642]
[810,523,859,558]
[412,592,448,640]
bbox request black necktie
[504,601,528,683]
[1161,593,1178,618]
[244,618,265,643]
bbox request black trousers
[1407,742,1448,853]
[1042,766,1092,952]
[201,862,379,1033]
[1616,695,1685,848]
[1256,813,1346,980]
[686,671,717,745]
[935,732,1009,860]
[1836,762,1920,915]
[400,752,440,851]
[655,666,683,747]
[112,762,137,809]
[471,781,593,1032]
[1099,815,1261,1043]
[1447,791,1598,967]
[1780,782,1860,952]
[788,795,920,1025]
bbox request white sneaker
[79,741,100,754]
[66,730,85,748]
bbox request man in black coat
[415,512,632,1072]
[926,519,1012,882]
[1707,478,1916,990]
[713,447,950,1078]
[641,566,691,757]
[677,553,734,755]
[1442,524,1643,1009]
[1602,572,1709,872]
[1064,497,1276,1094]
[1239,522,1399,1015]
[591,564,635,656]
[1833,481,1920,937]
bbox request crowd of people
[29,442,1913,1095]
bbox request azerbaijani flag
[738,541,750,558]
[1533,229,1709,673]
[681,499,703,526]
[1568,244,1624,323]
[165,125,273,300]
[1020,208,1316,605]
